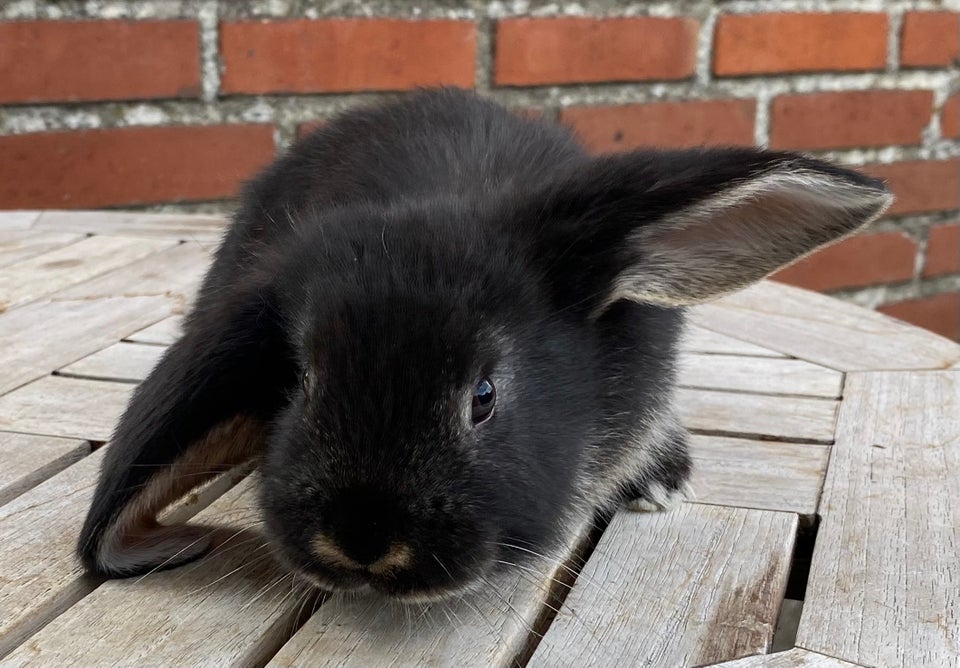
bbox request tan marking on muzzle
[311,534,362,571]
[368,542,413,575]
[310,534,414,575]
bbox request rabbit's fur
[78,88,891,601]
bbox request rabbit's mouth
[266,532,492,603]
[294,561,485,604]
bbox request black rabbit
[78,88,891,601]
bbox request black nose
[325,485,400,566]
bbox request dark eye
[472,377,496,425]
[301,370,310,393]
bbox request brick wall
[1,1,957,341]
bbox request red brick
[0,20,200,104]
[942,94,959,139]
[220,19,475,94]
[0,125,275,209]
[560,99,755,152]
[714,13,887,76]
[924,224,960,277]
[495,17,698,86]
[772,232,917,291]
[879,292,960,341]
[900,12,959,67]
[770,90,933,150]
[863,160,960,216]
[296,120,325,139]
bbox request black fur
[78,88,890,599]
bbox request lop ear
[77,284,297,577]
[527,147,893,317]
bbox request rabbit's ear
[527,148,893,317]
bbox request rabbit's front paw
[626,480,694,512]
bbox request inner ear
[593,164,893,315]
[94,416,266,577]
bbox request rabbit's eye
[301,370,311,393]
[471,377,496,425]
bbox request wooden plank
[0,480,305,668]
[59,342,166,384]
[0,231,84,269]
[0,448,244,661]
[0,295,173,396]
[678,388,839,444]
[706,647,864,666]
[797,370,960,667]
[691,281,960,371]
[267,524,593,668]
[0,432,89,507]
[125,316,184,345]
[679,353,842,398]
[689,434,829,516]
[0,236,176,311]
[0,212,41,231]
[34,210,228,241]
[681,324,788,358]
[0,376,133,441]
[54,242,211,314]
[529,504,797,667]
[0,449,107,660]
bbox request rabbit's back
[236,88,585,247]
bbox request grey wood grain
[690,434,829,516]
[59,342,166,383]
[0,432,89,507]
[796,370,960,667]
[0,376,134,441]
[0,295,172,396]
[529,504,797,667]
[678,388,839,443]
[691,281,960,371]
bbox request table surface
[0,210,957,668]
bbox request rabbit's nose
[319,484,408,568]
[311,533,413,574]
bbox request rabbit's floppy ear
[77,284,297,577]
[526,147,893,317]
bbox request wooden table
[0,210,957,668]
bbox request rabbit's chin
[264,535,495,604]
[291,563,486,604]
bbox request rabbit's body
[79,88,891,602]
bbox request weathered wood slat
[679,353,842,398]
[0,376,134,441]
[0,480,303,668]
[0,231,84,269]
[529,504,797,667]
[267,524,593,668]
[54,242,211,313]
[0,449,107,660]
[796,370,960,667]
[124,315,184,345]
[0,449,244,662]
[706,647,864,666]
[691,281,960,371]
[678,388,839,443]
[33,211,228,241]
[689,434,829,516]
[59,342,166,384]
[0,295,173,396]
[0,236,176,311]
[0,212,41,231]
[681,325,788,358]
[0,432,89,507]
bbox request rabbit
[77,87,892,601]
